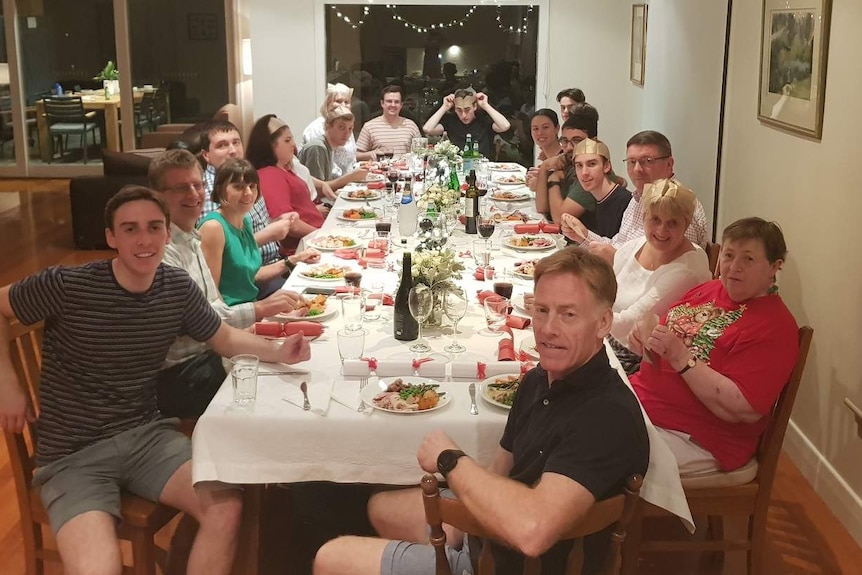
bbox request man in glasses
[152,149,304,418]
[561,130,708,262]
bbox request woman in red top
[247,115,330,256]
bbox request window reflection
[325,4,538,166]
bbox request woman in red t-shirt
[247,114,331,256]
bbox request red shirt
[258,165,324,256]
[630,279,799,471]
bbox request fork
[357,376,369,412]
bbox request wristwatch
[437,449,468,478]
[678,356,698,375]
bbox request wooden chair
[421,474,643,575]
[706,241,721,279]
[3,320,181,575]
[621,326,814,575]
[43,96,98,163]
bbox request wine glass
[443,287,468,353]
[478,215,495,239]
[408,285,433,353]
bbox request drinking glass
[362,281,385,321]
[230,354,259,406]
[472,239,492,268]
[475,158,490,190]
[341,294,363,331]
[478,215,496,239]
[337,328,366,364]
[408,285,433,353]
[443,287,468,353]
[482,295,510,335]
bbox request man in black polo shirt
[422,88,511,158]
[313,248,649,575]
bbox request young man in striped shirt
[356,85,422,157]
[0,187,310,575]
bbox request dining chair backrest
[421,473,643,575]
[44,96,87,125]
[706,241,721,279]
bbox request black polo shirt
[492,347,650,575]
[440,111,495,158]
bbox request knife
[469,383,479,415]
[300,381,311,411]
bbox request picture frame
[630,4,648,86]
[757,0,832,139]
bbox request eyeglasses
[162,182,204,194]
[558,137,585,146]
[622,156,670,168]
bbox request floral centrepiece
[411,248,465,291]
[433,140,462,164]
[417,184,460,211]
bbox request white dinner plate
[361,377,451,414]
[310,233,361,250]
[479,373,522,410]
[296,265,349,282]
[512,260,537,281]
[504,234,557,251]
[519,335,539,360]
[489,190,531,202]
[494,176,527,186]
[364,173,386,183]
[267,299,338,323]
[488,162,522,172]
[342,189,383,201]
[336,209,379,222]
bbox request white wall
[250,1,727,238]
[720,0,862,544]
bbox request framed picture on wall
[757,0,832,139]
[630,4,648,86]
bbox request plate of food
[511,293,532,317]
[337,208,378,221]
[343,188,382,201]
[297,264,349,282]
[504,234,557,251]
[490,189,531,202]
[494,174,527,186]
[364,172,386,182]
[513,260,538,280]
[310,234,359,250]
[362,377,450,414]
[491,210,538,224]
[268,294,338,322]
[488,162,522,172]
[519,335,540,360]
[480,373,522,410]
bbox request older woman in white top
[302,83,375,178]
[609,179,713,374]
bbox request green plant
[94,60,119,81]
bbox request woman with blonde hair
[301,83,375,177]
[609,178,713,374]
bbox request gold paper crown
[641,178,697,220]
[574,138,610,160]
[267,116,287,135]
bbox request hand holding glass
[443,287,468,353]
[408,285,433,353]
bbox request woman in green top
[199,159,320,304]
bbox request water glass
[337,328,366,363]
[341,294,363,331]
[363,282,385,321]
[230,354,259,406]
[472,239,492,267]
[483,296,510,334]
[411,136,428,154]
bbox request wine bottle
[394,252,419,341]
[463,133,474,174]
[464,169,479,235]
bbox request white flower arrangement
[417,184,461,211]
[433,140,462,164]
[411,248,466,290]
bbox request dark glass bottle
[394,252,419,341]
[464,170,479,235]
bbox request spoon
[300,381,311,411]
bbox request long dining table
[191,166,692,574]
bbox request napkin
[282,379,333,416]
[498,337,517,361]
[254,321,324,338]
[342,358,446,378]
[474,267,495,281]
[505,315,531,329]
[334,248,359,260]
[365,248,386,259]
[367,181,385,189]
[330,379,373,415]
[476,290,498,304]
[451,360,523,380]
[334,286,361,294]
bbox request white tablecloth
[191,177,694,530]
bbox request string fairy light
[329,4,371,29]
[328,4,534,35]
[385,4,477,34]
[495,4,534,34]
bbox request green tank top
[200,212,262,305]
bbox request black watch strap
[437,449,468,478]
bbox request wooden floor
[0,179,860,574]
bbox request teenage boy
[423,89,511,158]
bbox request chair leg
[720,514,750,575]
[82,131,88,164]
[129,529,157,575]
[620,507,643,575]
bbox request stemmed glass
[408,285,433,353]
[443,287,468,353]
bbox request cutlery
[300,381,311,411]
[259,369,308,375]
[469,383,479,415]
[357,376,369,412]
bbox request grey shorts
[33,418,191,534]
[380,488,474,575]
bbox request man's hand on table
[319,182,337,200]
[276,332,312,364]
[0,379,35,433]
[417,430,461,474]
[348,168,369,183]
